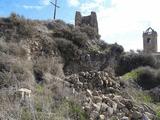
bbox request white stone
[100,103,109,112]
[107,107,114,116]
[99,114,105,120]
[86,89,92,97]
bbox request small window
[147,38,151,43]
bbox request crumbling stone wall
[143,27,157,53]
[75,11,99,34]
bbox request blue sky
[0,0,78,21]
[1,0,160,51]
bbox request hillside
[0,13,160,120]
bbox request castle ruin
[143,27,157,53]
[75,11,98,34]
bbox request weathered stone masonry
[75,11,99,34]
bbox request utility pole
[50,0,60,20]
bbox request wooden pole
[50,0,60,20]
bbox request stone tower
[143,27,157,53]
[75,11,99,34]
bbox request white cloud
[67,0,80,7]
[78,0,160,51]
[23,5,44,10]
[41,0,50,5]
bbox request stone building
[143,27,157,53]
[75,11,98,34]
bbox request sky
[0,0,160,51]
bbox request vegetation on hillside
[1,13,160,119]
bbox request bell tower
[143,27,157,53]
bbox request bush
[109,43,124,55]
[52,99,88,120]
[51,20,89,48]
[136,67,158,89]
[53,26,88,47]
[56,38,79,62]
[116,53,156,76]
[33,56,64,83]
[80,25,99,39]
[0,55,31,88]
[71,28,88,47]
[123,67,160,90]
[0,40,27,57]
[9,13,34,37]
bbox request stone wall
[75,11,99,34]
[143,27,157,53]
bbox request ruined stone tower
[75,11,98,34]
[143,27,157,53]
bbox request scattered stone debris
[65,71,157,120]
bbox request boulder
[124,100,133,110]
[117,101,125,109]
[121,108,130,115]
[90,110,99,120]
[144,112,155,120]
[132,111,142,119]
[102,96,111,103]
[86,89,92,97]
[92,103,101,112]
[99,114,105,120]
[84,105,92,114]
[100,103,109,112]
[112,102,118,112]
[92,90,99,96]
[93,96,102,103]
[107,107,114,116]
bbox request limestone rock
[117,102,125,109]
[121,116,129,120]
[93,103,101,112]
[93,96,102,103]
[100,103,109,112]
[107,107,114,116]
[112,102,118,112]
[132,111,142,119]
[86,89,92,97]
[144,112,155,120]
[90,110,99,120]
[99,114,105,120]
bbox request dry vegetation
[1,13,160,119]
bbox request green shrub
[155,106,160,119]
[21,108,32,120]
[116,53,156,76]
[123,67,160,90]
[68,101,88,120]
[52,99,88,120]
[122,68,142,80]
[135,91,153,103]
[136,67,157,89]
[125,67,160,89]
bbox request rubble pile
[65,71,156,120]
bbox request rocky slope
[0,14,158,120]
